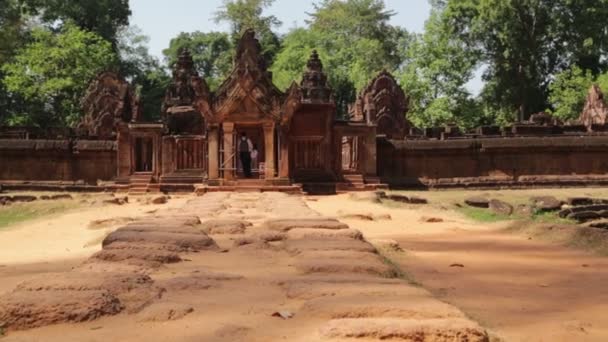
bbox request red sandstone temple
[2,30,608,193]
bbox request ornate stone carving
[528,111,561,126]
[213,29,283,122]
[281,82,303,130]
[162,48,210,135]
[580,84,608,130]
[79,72,137,139]
[300,50,333,104]
[353,70,409,139]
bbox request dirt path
[0,192,488,341]
[308,194,608,342]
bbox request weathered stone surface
[151,196,168,205]
[387,194,409,203]
[102,230,218,252]
[580,84,608,130]
[532,196,563,212]
[91,248,182,266]
[285,238,377,254]
[568,211,601,222]
[200,219,252,235]
[319,318,489,341]
[559,204,608,218]
[10,195,37,202]
[265,218,348,232]
[286,228,363,241]
[465,196,490,208]
[0,290,122,331]
[489,199,514,216]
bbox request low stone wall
[0,139,116,185]
[378,136,608,188]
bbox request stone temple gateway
[2,29,608,193]
[87,30,389,193]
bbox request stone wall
[0,139,116,184]
[378,136,608,188]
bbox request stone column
[223,122,235,181]
[278,128,290,180]
[207,124,219,183]
[116,123,131,181]
[363,127,377,177]
[263,123,275,180]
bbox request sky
[130,0,432,60]
[129,0,482,93]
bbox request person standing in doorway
[239,132,253,178]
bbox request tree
[23,0,131,45]
[163,31,233,90]
[397,3,480,129]
[443,0,608,121]
[2,23,117,127]
[214,0,282,64]
[272,0,409,116]
[549,66,594,121]
[117,26,170,121]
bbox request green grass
[0,201,76,230]
[531,211,577,224]
[457,206,514,223]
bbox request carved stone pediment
[300,50,333,104]
[162,49,211,134]
[353,70,409,139]
[213,29,284,123]
[580,84,608,130]
[79,72,137,139]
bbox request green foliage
[2,23,117,127]
[163,31,233,90]
[457,206,513,223]
[397,5,481,129]
[444,0,608,121]
[23,0,131,45]
[549,66,594,122]
[214,0,282,64]
[273,0,408,116]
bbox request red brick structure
[2,30,608,193]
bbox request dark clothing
[240,151,252,178]
[239,138,250,152]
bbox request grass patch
[457,207,514,223]
[0,201,77,230]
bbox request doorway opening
[134,137,154,173]
[235,125,265,179]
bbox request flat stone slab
[265,218,349,232]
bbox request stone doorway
[134,137,154,173]
[235,125,265,179]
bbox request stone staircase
[336,173,388,193]
[196,179,304,195]
[128,174,160,195]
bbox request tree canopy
[2,0,608,130]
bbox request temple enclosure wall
[377,136,608,188]
[0,140,116,184]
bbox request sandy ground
[307,192,608,342]
[1,189,607,341]
[0,195,191,265]
[0,192,488,342]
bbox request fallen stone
[532,196,563,212]
[421,217,444,223]
[371,239,403,252]
[465,196,490,208]
[489,199,514,216]
[568,211,601,222]
[10,195,37,203]
[294,256,396,278]
[286,238,377,254]
[50,194,73,200]
[151,196,168,205]
[319,318,489,341]
[271,311,294,319]
[409,196,429,204]
[104,197,128,205]
[387,194,409,203]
